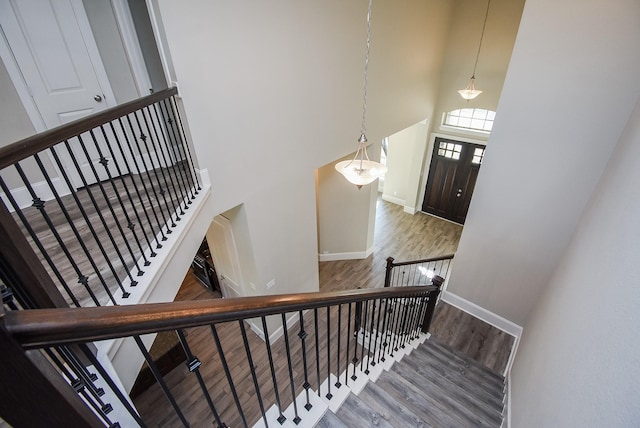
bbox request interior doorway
[421,137,485,224]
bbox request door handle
[456,188,463,197]
[94,94,103,102]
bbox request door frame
[0,0,119,133]
[418,133,486,220]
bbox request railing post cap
[431,275,445,287]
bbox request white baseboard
[441,291,522,377]
[318,246,374,262]
[403,206,417,215]
[441,291,523,339]
[0,177,71,212]
[381,194,405,206]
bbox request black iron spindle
[163,98,196,200]
[170,95,201,191]
[209,324,248,427]
[175,329,225,428]
[239,321,269,427]
[351,303,360,381]
[13,163,101,306]
[66,136,145,277]
[364,299,377,374]
[123,115,167,244]
[313,308,321,397]
[359,299,369,373]
[134,335,189,427]
[0,177,80,307]
[335,304,342,388]
[298,311,312,411]
[33,154,122,303]
[345,303,352,386]
[261,316,286,424]
[371,297,384,366]
[79,344,147,427]
[48,147,135,297]
[281,313,301,424]
[325,306,332,399]
[159,99,194,204]
[149,102,185,217]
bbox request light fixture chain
[472,0,491,77]
[361,0,372,137]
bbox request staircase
[324,336,505,427]
[255,332,505,428]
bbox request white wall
[156,0,453,291]
[511,96,640,427]
[382,121,428,209]
[447,0,640,326]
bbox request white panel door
[208,215,244,299]
[0,0,126,188]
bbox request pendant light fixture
[458,0,491,101]
[335,0,387,189]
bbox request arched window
[442,108,495,133]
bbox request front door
[421,137,485,224]
[0,0,126,188]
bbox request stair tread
[418,339,505,392]
[358,378,434,428]
[392,358,503,426]
[403,343,505,409]
[335,394,395,428]
[427,337,505,383]
[374,370,480,427]
[316,409,348,428]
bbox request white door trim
[110,0,152,97]
[0,0,117,133]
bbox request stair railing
[384,254,454,288]
[0,87,201,308]
[1,281,443,428]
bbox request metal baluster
[281,313,301,424]
[209,324,247,427]
[48,146,136,295]
[150,102,185,218]
[114,117,169,244]
[67,136,145,277]
[335,304,342,388]
[371,297,384,366]
[164,98,196,200]
[0,177,80,307]
[376,298,390,364]
[364,299,377,374]
[239,320,269,427]
[395,297,409,351]
[359,299,369,373]
[98,124,158,259]
[130,110,173,237]
[261,317,286,424]
[139,106,178,231]
[345,303,352,386]
[313,308,321,397]
[325,306,332,399]
[33,153,122,303]
[298,311,312,411]
[170,96,202,191]
[159,99,194,204]
[79,344,146,427]
[13,163,100,306]
[388,297,402,356]
[175,329,225,428]
[87,128,153,266]
[134,335,189,427]
[123,114,167,244]
[351,302,360,381]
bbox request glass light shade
[335,159,388,187]
[458,77,482,100]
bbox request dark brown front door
[421,137,485,224]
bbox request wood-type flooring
[131,197,515,427]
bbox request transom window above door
[442,108,495,133]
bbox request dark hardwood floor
[131,196,515,427]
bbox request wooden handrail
[4,286,437,349]
[386,253,455,267]
[0,87,178,169]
